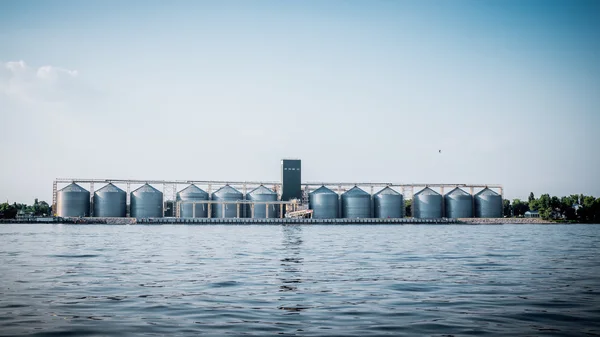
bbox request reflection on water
[278,225,306,312]
[1,224,600,336]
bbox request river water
[1,224,599,336]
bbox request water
[1,224,599,336]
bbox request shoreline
[457,218,554,224]
[0,217,587,225]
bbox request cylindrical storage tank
[212,185,243,218]
[341,186,371,218]
[309,186,339,219]
[444,188,473,218]
[93,183,126,217]
[246,185,278,218]
[57,183,90,217]
[374,187,404,218]
[474,188,502,218]
[177,185,209,218]
[130,184,163,218]
[413,187,443,218]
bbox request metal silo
[130,184,163,218]
[93,183,126,217]
[309,186,339,219]
[212,185,243,218]
[57,183,90,217]
[474,188,502,218]
[374,187,404,218]
[341,186,371,218]
[413,187,443,218]
[177,184,209,218]
[246,185,278,218]
[444,187,473,218]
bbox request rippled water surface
[1,224,600,336]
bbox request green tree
[560,196,576,220]
[529,192,535,203]
[0,203,18,219]
[531,194,552,220]
[512,199,529,217]
[36,201,50,216]
[503,199,512,217]
[405,199,412,217]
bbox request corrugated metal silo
[246,185,278,218]
[444,188,473,218]
[93,183,126,217]
[212,185,243,218]
[341,186,371,218]
[374,187,404,218]
[130,184,163,218]
[309,186,339,219]
[57,183,90,217]
[413,187,443,218]
[177,184,209,218]
[474,188,502,218]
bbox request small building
[524,210,540,218]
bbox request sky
[1,0,599,203]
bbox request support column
[410,186,414,218]
[470,186,475,218]
[280,204,283,218]
[370,185,374,218]
[440,186,445,218]
[126,182,131,217]
[89,182,94,217]
[52,180,57,216]
[251,204,255,218]
[208,203,212,219]
[192,202,195,218]
[237,203,240,218]
[162,184,166,216]
[265,204,269,218]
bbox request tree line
[0,199,51,219]
[503,192,600,222]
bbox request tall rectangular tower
[281,159,302,201]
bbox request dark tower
[281,159,302,201]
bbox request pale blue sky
[1,0,599,203]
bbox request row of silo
[57,182,502,219]
[308,185,501,219]
[57,183,164,218]
[57,183,282,219]
[175,184,279,218]
[309,185,404,219]
[412,187,502,218]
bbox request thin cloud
[1,60,79,104]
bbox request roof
[343,186,369,196]
[374,186,400,195]
[475,188,499,197]
[178,184,208,195]
[96,183,125,193]
[414,187,440,196]
[59,183,89,193]
[132,183,161,193]
[310,186,336,195]
[213,185,242,196]
[446,187,470,196]
[248,185,276,195]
